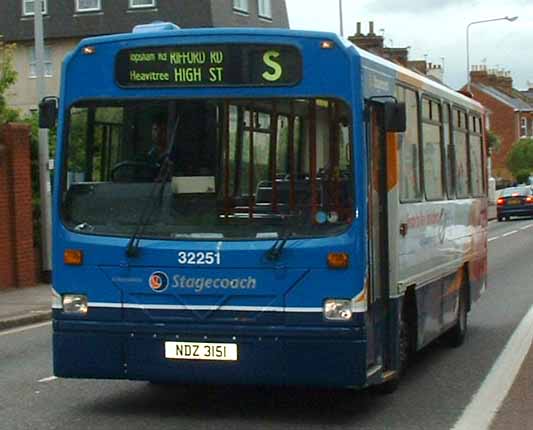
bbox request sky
[285,0,533,90]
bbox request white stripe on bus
[88,302,323,313]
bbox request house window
[258,0,272,19]
[520,117,528,138]
[29,46,53,78]
[23,0,47,16]
[129,0,156,8]
[76,0,101,12]
[233,0,249,13]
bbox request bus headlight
[324,299,352,321]
[62,294,88,315]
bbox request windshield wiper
[125,117,180,258]
[266,215,292,261]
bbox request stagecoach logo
[149,271,170,293]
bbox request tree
[487,129,502,155]
[506,138,533,183]
[0,37,19,124]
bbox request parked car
[497,186,533,221]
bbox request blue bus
[44,22,487,391]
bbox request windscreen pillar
[0,124,38,288]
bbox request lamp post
[339,0,344,37]
[466,16,518,93]
[34,0,53,272]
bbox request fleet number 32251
[178,251,221,265]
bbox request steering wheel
[110,161,159,182]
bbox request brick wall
[470,87,518,179]
[0,123,37,289]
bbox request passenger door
[365,101,392,370]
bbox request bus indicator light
[83,46,96,55]
[64,249,83,266]
[320,40,335,49]
[327,252,349,269]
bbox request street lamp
[339,0,344,37]
[466,16,518,93]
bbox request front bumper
[53,320,368,388]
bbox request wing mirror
[384,101,406,132]
[39,97,59,129]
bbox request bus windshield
[62,98,354,240]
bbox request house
[468,66,533,180]
[348,21,445,83]
[0,0,289,113]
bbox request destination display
[115,44,302,88]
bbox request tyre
[374,315,413,395]
[497,216,503,222]
[445,282,467,347]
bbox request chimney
[369,21,375,35]
[470,64,489,86]
[348,21,384,54]
[427,63,444,82]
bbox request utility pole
[34,0,53,272]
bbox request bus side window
[397,86,422,202]
[469,115,484,197]
[453,109,469,198]
[421,97,444,200]
[443,103,455,199]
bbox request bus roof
[77,26,347,48]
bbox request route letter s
[262,50,283,82]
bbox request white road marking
[38,376,57,383]
[451,305,533,430]
[0,321,51,337]
[520,224,533,230]
[488,237,499,242]
[502,230,518,237]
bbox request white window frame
[29,46,53,78]
[23,0,47,16]
[128,0,156,9]
[520,117,527,138]
[233,0,249,14]
[257,0,272,19]
[76,0,101,12]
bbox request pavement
[0,283,52,331]
[491,345,533,430]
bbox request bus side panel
[467,198,488,305]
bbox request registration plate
[165,341,238,361]
[508,198,521,205]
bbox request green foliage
[506,138,533,181]
[0,39,19,124]
[515,170,530,185]
[487,129,502,154]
